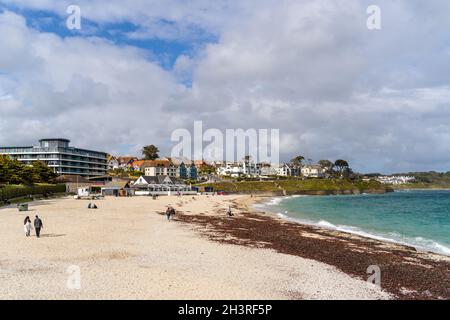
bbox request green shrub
[0,184,66,202]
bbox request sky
[0,0,450,174]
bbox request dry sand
[0,195,391,300]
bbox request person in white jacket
[23,216,32,237]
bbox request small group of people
[165,206,176,221]
[23,215,44,238]
[87,203,98,209]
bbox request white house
[242,157,262,176]
[108,157,119,170]
[301,165,326,178]
[144,165,178,177]
[141,159,177,177]
[376,176,415,185]
[260,164,277,176]
[274,164,300,177]
[216,159,262,178]
[116,156,138,169]
[217,162,244,177]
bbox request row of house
[215,160,327,178]
[108,155,329,180]
[108,157,198,180]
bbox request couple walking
[23,215,44,238]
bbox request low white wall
[177,191,198,195]
[134,190,198,196]
[135,190,150,196]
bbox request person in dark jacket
[34,215,43,238]
[165,207,172,221]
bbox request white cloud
[0,10,183,155]
[1,1,450,173]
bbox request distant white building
[301,165,326,178]
[260,164,277,176]
[242,157,262,177]
[115,156,138,170]
[274,164,300,177]
[217,161,305,178]
[216,158,261,177]
[108,157,119,170]
[217,162,244,177]
[376,176,415,185]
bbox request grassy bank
[200,179,390,195]
[393,183,450,190]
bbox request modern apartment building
[0,138,108,177]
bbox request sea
[255,190,450,256]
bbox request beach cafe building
[133,176,195,196]
[101,181,133,197]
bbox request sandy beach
[0,194,396,300]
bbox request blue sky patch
[1,3,216,72]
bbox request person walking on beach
[165,207,172,221]
[165,206,176,221]
[23,216,32,237]
[227,206,234,217]
[34,215,43,238]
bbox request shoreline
[238,196,450,263]
[394,187,450,191]
[176,194,450,300]
[248,194,450,257]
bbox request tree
[0,156,56,185]
[0,155,10,184]
[142,145,160,160]
[199,166,215,175]
[129,170,144,177]
[290,155,305,167]
[108,168,129,178]
[32,161,57,183]
[334,159,350,178]
[318,160,334,173]
[343,167,358,180]
[20,165,35,185]
[5,158,24,185]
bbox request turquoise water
[260,190,450,256]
